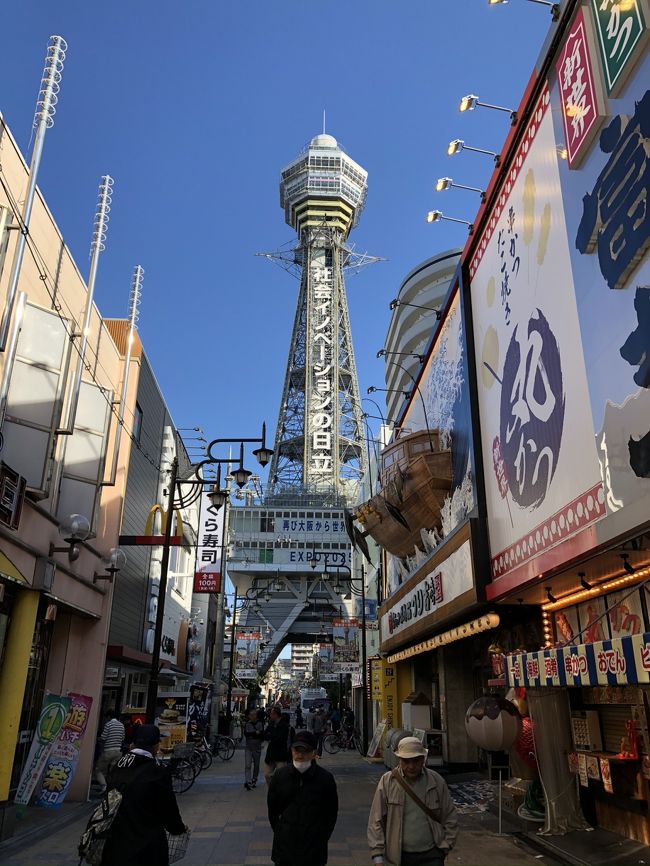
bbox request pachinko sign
[14,694,71,807]
[35,693,93,808]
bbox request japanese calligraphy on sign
[470,86,603,580]
[556,6,605,167]
[194,491,224,593]
[499,308,565,509]
[576,90,650,292]
[309,258,335,484]
[496,207,521,323]
[591,0,648,96]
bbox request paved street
[0,749,560,866]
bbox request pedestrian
[295,706,304,729]
[244,709,264,790]
[312,708,325,756]
[263,707,290,782]
[367,737,458,866]
[101,724,187,866]
[94,710,125,794]
[282,711,296,757]
[329,706,341,734]
[267,731,338,866]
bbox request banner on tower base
[235,631,260,679]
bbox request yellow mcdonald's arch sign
[144,503,183,537]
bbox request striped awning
[505,631,650,688]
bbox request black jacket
[267,761,338,866]
[264,719,290,764]
[101,752,185,866]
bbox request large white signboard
[469,86,604,582]
[380,539,472,643]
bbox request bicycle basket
[172,742,195,759]
[167,829,191,864]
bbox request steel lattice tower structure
[269,133,368,500]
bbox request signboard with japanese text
[381,539,472,643]
[236,631,260,679]
[35,693,92,808]
[14,694,71,807]
[551,45,650,543]
[308,257,335,486]
[470,85,604,584]
[319,643,338,681]
[556,5,606,167]
[505,630,650,687]
[590,0,648,95]
[333,618,359,666]
[390,292,476,596]
[187,683,211,742]
[194,491,224,594]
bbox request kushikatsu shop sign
[505,631,650,688]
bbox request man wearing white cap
[368,736,458,866]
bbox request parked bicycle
[159,744,197,794]
[212,734,236,761]
[323,728,363,755]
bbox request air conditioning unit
[0,461,26,530]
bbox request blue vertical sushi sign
[14,693,71,807]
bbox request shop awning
[386,612,500,663]
[0,550,27,584]
[505,631,650,688]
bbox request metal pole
[0,36,67,351]
[360,560,369,756]
[58,176,114,434]
[226,587,238,734]
[145,455,179,723]
[211,475,231,737]
[103,266,142,485]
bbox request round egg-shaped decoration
[465,695,521,752]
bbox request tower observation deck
[269,133,368,502]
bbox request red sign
[556,7,604,168]
[193,571,221,593]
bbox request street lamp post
[144,423,272,723]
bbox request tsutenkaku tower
[269,133,368,498]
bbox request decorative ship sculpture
[350,429,453,559]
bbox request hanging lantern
[465,695,521,752]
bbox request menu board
[367,720,387,758]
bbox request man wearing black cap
[267,730,338,866]
[101,724,187,866]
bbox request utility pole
[225,587,239,734]
[145,456,178,723]
[210,471,231,738]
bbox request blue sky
[2,1,548,460]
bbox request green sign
[591,0,648,95]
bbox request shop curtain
[527,687,591,835]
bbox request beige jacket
[367,768,458,866]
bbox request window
[259,548,273,564]
[133,403,143,443]
[126,672,147,709]
[260,513,275,533]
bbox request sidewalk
[0,750,562,866]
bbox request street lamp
[435,177,486,202]
[144,422,273,723]
[425,210,474,233]
[458,93,517,123]
[447,139,500,165]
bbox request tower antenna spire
[323,109,326,134]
